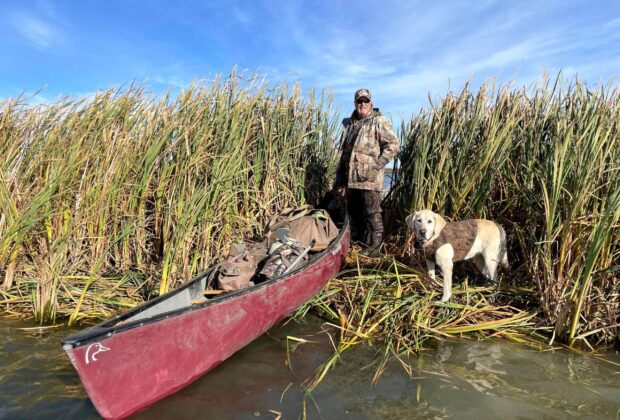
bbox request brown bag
[287,212,339,248]
[217,252,257,291]
[265,206,339,248]
[265,206,314,234]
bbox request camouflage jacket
[335,108,400,191]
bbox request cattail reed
[1,71,617,353]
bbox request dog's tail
[498,224,509,269]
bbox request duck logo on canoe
[85,343,110,364]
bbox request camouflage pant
[346,188,383,244]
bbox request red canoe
[61,216,349,419]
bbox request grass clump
[0,71,339,324]
[296,252,545,390]
[386,74,619,348]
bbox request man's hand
[333,186,347,201]
[375,156,389,169]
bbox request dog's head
[405,209,447,245]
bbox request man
[334,88,400,256]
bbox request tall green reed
[388,74,619,347]
[0,71,339,324]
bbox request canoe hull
[63,224,349,419]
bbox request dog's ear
[405,212,417,231]
[432,211,447,233]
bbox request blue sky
[2,0,620,121]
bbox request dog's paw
[440,293,451,303]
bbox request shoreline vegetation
[0,71,339,325]
[1,72,618,360]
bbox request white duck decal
[85,343,110,364]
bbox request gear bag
[265,206,339,249]
[216,251,257,291]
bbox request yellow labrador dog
[406,209,509,302]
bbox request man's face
[355,96,372,118]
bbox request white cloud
[264,1,620,120]
[603,17,620,28]
[468,39,543,72]
[9,12,61,49]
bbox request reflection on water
[1,317,619,419]
[0,320,98,420]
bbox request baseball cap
[354,88,372,101]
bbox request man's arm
[375,116,400,167]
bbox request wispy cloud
[9,11,61,49]
[254,1,620,117]
[232,5,251,27]
[0,0,618,116]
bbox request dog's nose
[420,229,426,236]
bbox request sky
[2,0,620,122]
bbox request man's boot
[361,213,383,257]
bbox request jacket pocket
[353,153,380,183]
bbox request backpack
[215,240,271,291]
[216,250,257,291]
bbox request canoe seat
[190,298,208,305]
[203,290,225,296]
[191,290,226,304]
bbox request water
[383,171,393,191]
[1,317,619,419]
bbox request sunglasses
[356,98,370,104]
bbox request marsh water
[1,316,619,419]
